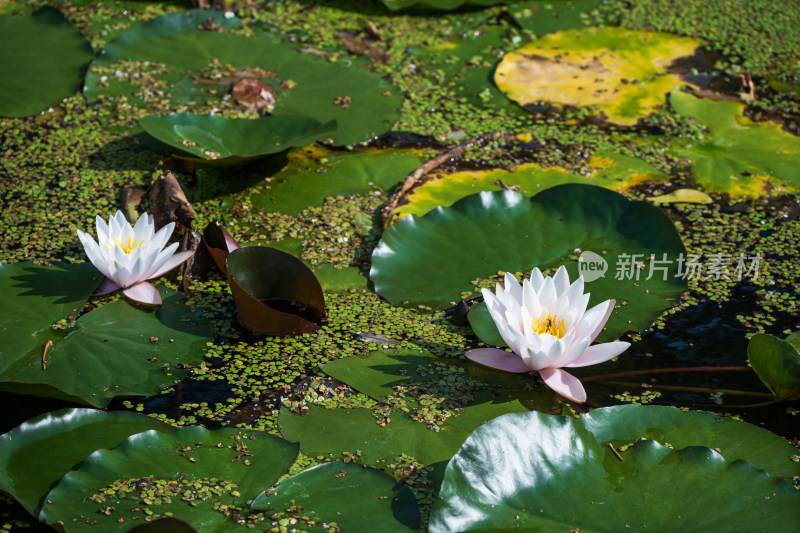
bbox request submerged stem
[601,380,771,397]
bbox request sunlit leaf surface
[495,27,703,124]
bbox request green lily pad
[279,349,556,480]
[509,0,605,35]
[379,0,512,10]
[371,185,687,344]
[392,151,669,220]
[430,407,800,532]
[39,426,299,531]
[85,10,402,145]
[0,409,169,517]
[0,6,94,117]
[251,146,423,216]
[251,462,419,532]
[495,27,703,125]
[0,262,213,407]
[748,332,800,401]
[669,89,800,197]
[139,114,338,164]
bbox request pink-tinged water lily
[466,266,629,403]
[77,211,193,306]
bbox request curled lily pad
[0,409,169,517]
[202,221,240,274]
[0,262,212,407]
[85,10,402,145]
[747,332,800,401]
[251,462,420,532]
[39,426,299,531]
[495,27,703,125]
[371,185,686,343]
[430,407,800,532]
[226,247,325,336]
[669,89,800,197]
[0,6,94,117]
[139,113,337,164]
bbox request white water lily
[77,211,193,306]
[466,266,629,403]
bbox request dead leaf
[232,78,276,114]
[646,188,713,204]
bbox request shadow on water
[575,284,800,439]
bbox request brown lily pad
[202,221,241,275]
[226,247,325,336]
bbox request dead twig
[380,132,505,225]
[42,340,53,370]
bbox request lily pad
[0,6,94,117]
[251,146,423,216]
[392,151,669,220]
[39,426,299,531]
[371,185,687,344]
[139,113,337,163]
[0,409,169,517]
[85,10,402,145]
[430,407,800,532]
[202,221,240,274]
[747,332,800,401]
[0,262,213,407]
[509,0,604,35]
[495,27,703,125]
[279,349,556,480]
[251,462,420,532]
[379,0,511,10]
[669,89,800,196]
[226,247,326,336]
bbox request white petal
[132,212,155,241]
[572,299,615,342]
[95,215,110,244]
[521,344,552,370]
[503,272,523,306]
[552,265,571,296]
[521,279,542,319]
[148,250,193,280]
[588,299,616,342]
[550,335,591,368]
[140,242,179,280]
[529,267,545,292]
[565,341,630,368]
[116,255,144,288]
[149,221,176,252]
[77,230,113,280]
[109,210,128,237]
[539,368,587,403]
[537,276,558,310]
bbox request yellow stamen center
[111,237,144,254]
[531,312,566,339]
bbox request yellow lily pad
[494,27,703,125]
[669,89,800,197]
[392,151,668,221]
[646,188,713,204]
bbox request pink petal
[122,282,162,306]
[565,341,630,368]
[465,348,530,373]
[93,277,120,296]
[539,368,587,403]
